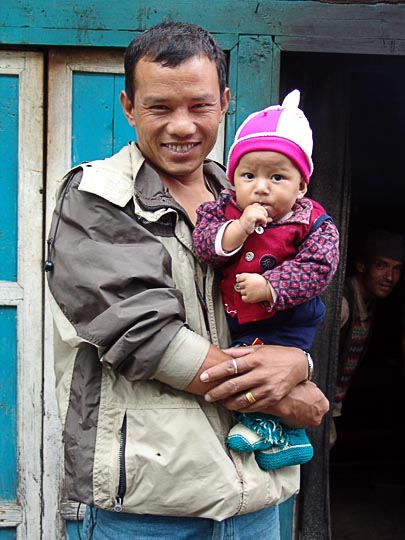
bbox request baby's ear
[296,178,308,199]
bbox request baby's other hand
[235,273,272,303]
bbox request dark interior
[281,51,405,539]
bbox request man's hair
[124,21,228,103]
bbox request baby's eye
[271,174,284,182]
[242,172,255,180]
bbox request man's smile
[164,143,198,153]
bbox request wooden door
[0,51,43,540]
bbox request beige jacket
[47,143,299,520]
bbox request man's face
[357,255,403,301]
[120,56,230,181]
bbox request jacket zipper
[114,412,127,512]
[195,277,211,340]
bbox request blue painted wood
[2,1,405,47]
[0,75,18,282]
[235,35,275,128]
[224,45,238,160]
[0,528,17,540]
[72,72,134,165]
[66,520,81,540]
[0,307,18,501]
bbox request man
[46,22,329,539]
[332,228,404,444]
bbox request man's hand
[200,345,329,428]
[201,345,306,407]
[263,380,329,428]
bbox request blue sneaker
[227,413,313,471]
[227,413,284,452]
[228,423,272,452]
[255,427,314,470]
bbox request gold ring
[232,359,238,375]
[245,391,257,404]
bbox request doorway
[280,52,405,539]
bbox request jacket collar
[78,142,229,211]
[129,142,229,211]
[79,142,229,212]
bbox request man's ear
[120,90,136,127]
[219,87,231,122]
[296,178,308,199]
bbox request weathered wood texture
[2,1,405,47]
[0,51,44,538]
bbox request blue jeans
[83,505,280,540]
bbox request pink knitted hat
[226,89,314,184]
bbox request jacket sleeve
[264,218,340,311]
[47,170,200,384]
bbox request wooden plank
[71,70,135,165]
[224,44,238,159]
[0,72,18,282]
[276,36,405,55]
[0,283,24,305]
[2,1,405,47]
[132,0,405,39]
[16,51,44,540]
[235,35,275,128]
[0,50,44,540]
[0,307,17,502]
[0,503,23,528]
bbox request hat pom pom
[281,89,300,109]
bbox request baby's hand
[235,273,273,303]
[239,204,270,235]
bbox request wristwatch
[304,351,314,381]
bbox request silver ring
[245,391,257,404]
[234,283,241,292]
[231,359,238,375]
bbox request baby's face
[233,151,307,221]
